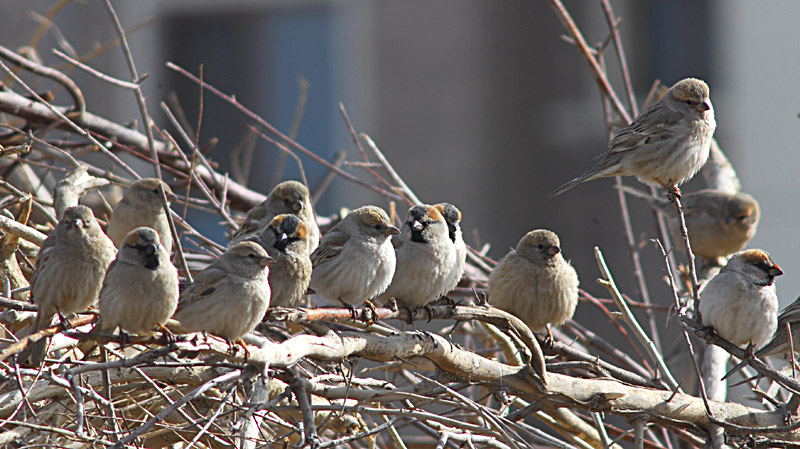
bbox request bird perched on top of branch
[310,206,399,307]
[96,227,179,336]
[257,214,312,308]
[377,204,457,309]
[488,229,579,338]
[551,77,716,197]
[22,205,116,366]
[229,180,320,255]
[699,249,782,350]
[435,203,467,296]
[171,241,274,342]
[107,178,177,255]
[621,187,760,262]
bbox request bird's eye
[685,100,694,106]
[374,225,382,230]
[537,244,544,249]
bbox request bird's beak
[697,101,711,112]
[292,201,303,213]
[547,245,561,256]
[387,225,400,235]
[166,191,178,202]
[411,221,423,232]
[145,243,159,256]
[769,264,784,277]
[261,254,276,267]
[279,232,288,243]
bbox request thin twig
[594,247,679,391]
[109,370,241,449]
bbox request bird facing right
[551,78,716,196]
[257,214,312,308]
[107,178,177,255]
[488,229,579,335]
[309,205,399,307]
[229,180,320,254]
[623,187,760,261]
[699,249,782,349]
[97,227,179,335]
[171,241,274,341]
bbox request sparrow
[309,205,399,307]
[257,214,312,308]
[434,202,467,295]
[724,295,800,380]
[623,187,759,261]
[107,178,177,254]
[171,241,274,341]
[230,180,319,254]
[699,249,782,349]
[96,227,179,335]
[488,229,580,336]
[376,204,457,308]
[551,78,716,197]
[24,205,117,365]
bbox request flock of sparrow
[19,78,797,379]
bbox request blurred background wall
[1,0,799,359]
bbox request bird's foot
[423,303,436,323]
[362,300,378,326]
[337,298,358,321]
[157,324,176,345]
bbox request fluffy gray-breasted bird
[488,229,579,335]
[376,205,457,308]
[24,205,116,365]
[623,187,759,261]
[257,214,312,308]
[230,180,319,254]
[171,241,274,341]
[107,178,176,254]
[309,206,399,306]
[552,78,716,196]
[435,203,467,295]
[97,227,179,335]
[699,249,782,349]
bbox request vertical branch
[600,0,637,116]
[669,196,700,311]
[546,0,631,124]
[595,247,679,391]
[270,75,309,190]
[594,51,662,355]
[101,0,191,281]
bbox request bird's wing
[607,105,683,154]
[177,267,229,308]
[310,231,349,267]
